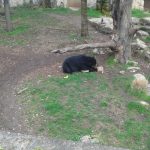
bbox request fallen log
[51,41,116,53]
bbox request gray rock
[144,49,150,61]
[88,17,113,34]
[132,39,148,52]
[140,17,150,26]
[132,17,140,25]
[147,84,150,96]
[132,0,144,10]
[140,26,150,34]
[136,30,149,38]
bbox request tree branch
[51,41,116,53]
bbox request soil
[0,12,149,136]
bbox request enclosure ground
[0,7,150,150]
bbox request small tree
[81,0,88,37]
[4,0,13,31]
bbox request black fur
[62,55,97,74]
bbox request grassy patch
[6,25,29,36]
[12,7,44,20]
[143,36,150,43]
[106,56,117,67]
[21,71,150,149]
[116,119,150,150]
[23,73,113,141]
[112,76,150,101]
[87,8,102,18]
[127,101,150,115]
[132,9,150,18]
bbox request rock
[91,138,99,144]
[127,60,138,66]
[132,39,148,52]
[132,74,149,90]
[140,101,149,106]
[88,17,113,34]
[140,17,150,26]
[127,66,140,73]
[97,66,104,74]
[136,30,149,38]
[99,50,105,55]
[119,70,125,75]
[144,50,150,61]
[80,135,99,144]
[69,7,79,11]
[80,135,91,143]
[147,84,150,96]
[140,26,150,34]
[132,17,140,25]
[132,0,144,10]
[92,48,99,54]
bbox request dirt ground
[0,12,149,135]
[0,13,111,134]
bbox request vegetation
[0,3,150,150]
[21,70,150,150]
[132,9,150,18]
[143,36,150,43]
[87,8,102,18]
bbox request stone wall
[132,0,144,10]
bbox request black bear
[62,55,97,74]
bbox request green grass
[143,36,150,43]
[21,72,150,150]
[116,119,150,150]
[127,101,150,115]
[112,76,150,101]
[87,8,102,18]
[132,9,150,18]
[106,56,117,67]
[6,25,29,36]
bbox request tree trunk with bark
[0,0,3,7]
[96,0,102,11]
[42,0,56,8]
[111,0,133,63]
[81,0,88,37]
[4,0,13,31]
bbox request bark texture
[4,0,13,31]
[81,0,88,37]
[0,0,3,7]
[51,41,116,53]
[111,0,133,63]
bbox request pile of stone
[89,16,150,61]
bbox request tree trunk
[30,0,33,6]
[111,0,133,63]
[51,41,116,53]
[96,0,101,11]
[43,0,56,8]
[4,0,13,32]
[0,0,3,7]
[81,0,88,37]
